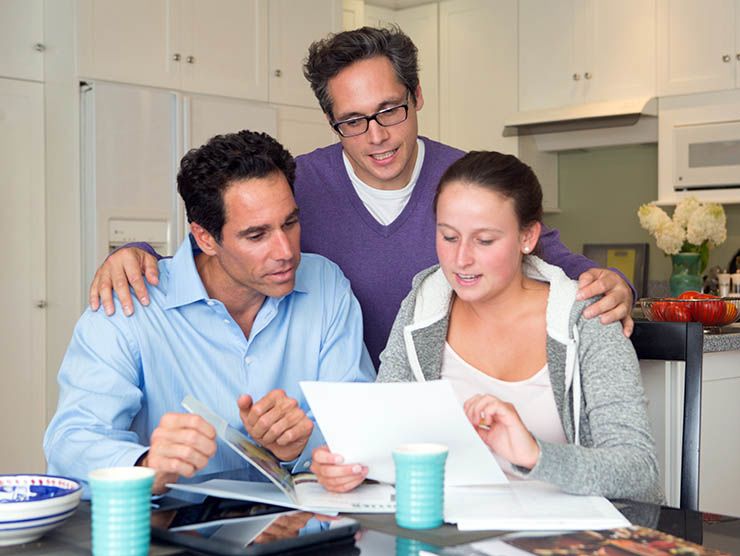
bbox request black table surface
[3,468,739,555]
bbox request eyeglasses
[331,94,410,138]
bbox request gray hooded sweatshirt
[377,256,663,504]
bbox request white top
[441,342,567,474]
[342,139,425,226]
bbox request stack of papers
[445,481,630,531]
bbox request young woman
[311,151,663,504]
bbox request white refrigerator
[80,80,278,287]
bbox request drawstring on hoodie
[565,324,582,446]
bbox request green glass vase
[669,252,703,297]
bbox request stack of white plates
[0,474,82,546]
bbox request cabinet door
[77,0,180,89]
[181,0,268,101]
[0,0,44,81]
[277,105,336,157]
[0,78,46,473]
[395,3,440,141]
[269,0,342,108]
[518,0,579,111]
[440,0,518,154]
[736,0,740,88]
[589,0,656,102]
[657,0,736,95]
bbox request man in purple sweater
[89,27,634,370]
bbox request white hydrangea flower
[654,220,685,255]
[637,204,671,234]
[687,203,727,247]
[673,196,701,228]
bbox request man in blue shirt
[44,131,375,494]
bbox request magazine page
[181,396,297,503]
[292,474,395,514]
[471,526,731,555]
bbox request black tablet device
[151,496,360,555]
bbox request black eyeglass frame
[330,94,410,138]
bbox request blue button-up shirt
[44,239,375,486]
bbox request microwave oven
[658,90,740,203]
[674,120,740,190]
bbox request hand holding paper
[299,380,508,486]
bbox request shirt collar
[163,236,309,310]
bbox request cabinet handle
[572,73,581,81]
[723,54,731,63]
[186,56,195,64]
[35,300,47,309]
[33,43,45,52]
[274,69,282,77]
[172,53,181,62]
[736,53,740,61]
[584,72,592,80]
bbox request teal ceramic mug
[392,443,448,530]
[88,466,156,556]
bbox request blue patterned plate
[0,474,82,546]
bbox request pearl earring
[523,246,530,254]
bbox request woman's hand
[463,394,540,470]
[310,446,367,493]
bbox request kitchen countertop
[701,323,740,352]
[631,318,740,352]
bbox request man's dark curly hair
[177,130,295,243]
[303,25,419,119]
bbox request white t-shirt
[342,139,425,226]
[441,342,567,474]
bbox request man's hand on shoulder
[139,413,217,494]
[89,247,160,317]
[238,390,313,462]
[576,267,635,337]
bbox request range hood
[504,97,658,152]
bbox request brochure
[168,396,395,514]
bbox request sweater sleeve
[520,313,664,504]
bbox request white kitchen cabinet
[0,78,46,473]
[364,3,440,141]
[342,0,365,30]
[77,0,269,101]
[642,349,740,515]
[277,105,336,157]
[180,0,268,100]
[657,0,740,95]
[0,0,44,82]
[269,0,342,108]
[519,0,655,112]
[439,0,518,154]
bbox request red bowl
[639,297,740,326]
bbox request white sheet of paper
[300,380,507,486]
[445,481,630,531]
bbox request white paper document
[300,380,507,486]
[171,396,395,514]
[444,481,630,531]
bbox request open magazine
[470,526,731,555]
[167,396,395,514]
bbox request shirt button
[223,319,230,324]
[207,300,215,306]
[244,356,253,365]
[303,461,310,469]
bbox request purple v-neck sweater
[294,137,597,369]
